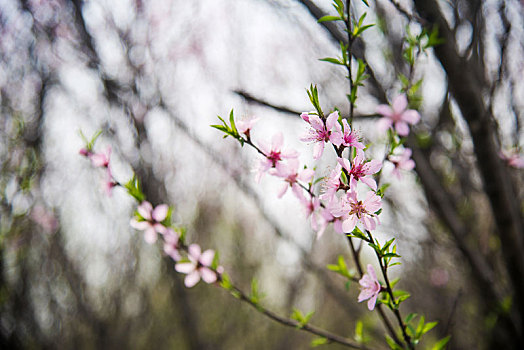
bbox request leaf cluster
[211,110,245,146]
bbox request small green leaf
[318,15,341,23]
[385,335,403,350]
[319,57,344,65]
[311,337,328,347]
[432,336,451,350]
[422,321,438,335]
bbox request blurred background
[1,0,523,349]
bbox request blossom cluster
[230,93,421,310]
[79,146,118,196]
[80,143,222,289]
[129,200,223,288]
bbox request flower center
[267,151,282,166]
[349,200,366,219]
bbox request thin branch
[228,284,366,349]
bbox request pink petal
[376,117,393,134]
[200,267,217,284]
[313,141,324,160]
[376,104,393,118]
[367,293,378,310]
[361,177,377,191]
[276,183,289,198]
[188,244,202,260]
[358,288,375,302]
[200,249,215,266]
[402,109,421,125]
[152,204,169,222]
[137,201,153,221]
[367,264,378,281]
[184,271,201,288]
[309,114,324,132]
[297,169,315,183]
[271,132,283,150]
[342,215,358,233]
[362,216,377,231]
[329,131,343,146]
[365,159,383,174]
[130,219,150,230]
[153,223,167,235]
[392,94,408,115]
[300,112,310,122]
[326,111,339,130]
[144,228,157,244]
[175,262,196,274]
[395,121,410,136]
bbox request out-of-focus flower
[499,148,524,169]
[175,244,218,288]
[358,264,382,310]
[236,116,259,138]
[90,146,112,168]
[376,94,420,136]
[163,229,182,261]
[130,201,169,244]
[388,147,415,179]
[301,111,343,159]
[272,158,314,200]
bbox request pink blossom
[256,132,298,182]
[358,264,382,310]
[236,117,259,137]
[163,228,182,261]
[341,119,365,150]
[338,152,382,191]
[388,148,415,179]
[300,111,343,159]
[499,149,524,169]
[79,148,92,157]
[376,94,420,136]
[130,201,169,244]
[175,244,218,288]
[90,146,112,168]
[272,158,314,200]
[329,190,381,232]
[103,166,118,196]
[299,194,324,234]
[319,163,342,202]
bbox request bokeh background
[1,0,523,349]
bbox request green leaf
[385,335,403,350]
[124,175,145,202]
[361,0,369,6]
[405,313,417,323]
[219,273,233,291]
[349,226,367,241]
[311,337,328,347]
[424,25,445,49]
[422,321,438,335]
[318,15,341,23]
[291,308,314,328]
[432,336,451,350]
[354,320,370,344]
[319,57,344,65]
[229,109,238,134]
